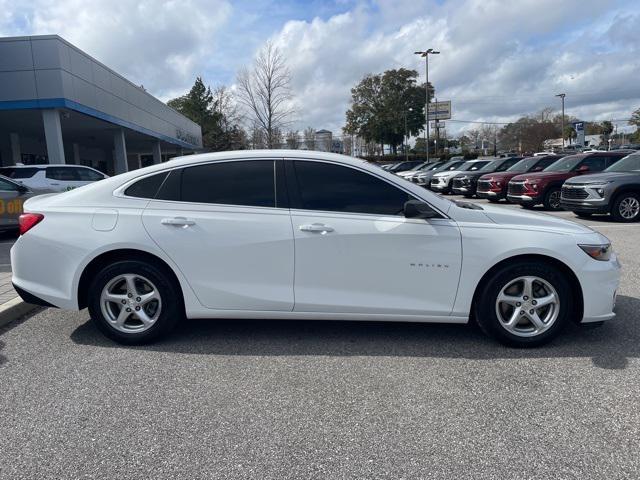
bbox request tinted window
[76,167,105,181]
[46,167,79,181]
[293,161,410,216]
[578,156,606,172]
[0,178,20,191]
[533,157,559,171]
[0,167,40,179]
[179,160,275,207]
[125,172,169,198]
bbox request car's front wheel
[88,260,183,344]
[474,260,574,347]
[543,187,562,210]
[610,192,640,222]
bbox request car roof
[2,164,94,168]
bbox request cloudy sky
[1,0,639,136]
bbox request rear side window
[292,160,410,216]
[76,167,105,181]
[46,167,79,181]
[125,172,169,199]
[0,167,40,179]
[154,160,277,208]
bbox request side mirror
[577,165,590,173]
[404,200,440,219]
[17,185,29,194]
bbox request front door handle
[161,217,196,227]
[299,223,334,234]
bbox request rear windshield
[0,167,41,179]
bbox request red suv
[507,152,628,210]
[476,155,562,202]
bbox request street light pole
[404,107,413,161]
[415,49,439,162]
[556,93,566,149]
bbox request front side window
[293,161,411,216]
[46,167,79,181]
[155,160,276,208]
[578,156,606,172]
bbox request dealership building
[0,35,202,175]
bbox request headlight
[579,243,612,261]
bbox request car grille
[561,186,589,199]
[452,178,467,188]
[508,183,525,195]
[477,180,491,192]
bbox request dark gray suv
[561,151,640,222]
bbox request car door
[141,158,294,311]
[287,159,462,316]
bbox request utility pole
[556,93,566,149]
[404,107,413,161]
[415,49,440,162]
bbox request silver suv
[561,151,640,222]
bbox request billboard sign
[573,122,585,146]
[428,101,451,120]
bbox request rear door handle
[299,223,334,234]
[161,217,196,227]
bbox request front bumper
[476,190,504,199]
[560,199,610,214]
[579,253,621,323]
[506,193,541,205]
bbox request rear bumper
[13,283,57,307]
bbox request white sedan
[11,151,620,347]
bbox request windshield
[478,160,501,172]
[507,157,538,173]
[459,161,491,172]
[544,155,583,173]
[605,153,640,172]
[434,160,464,172]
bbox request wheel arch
[470,253,584,324]
[77,248,184,310]
[611,185,640,202]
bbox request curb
[0,297,41,329]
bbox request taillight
[19,213,44,235]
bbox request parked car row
[399,151,640,222]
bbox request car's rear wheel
[474,260,574,347]
[88,260,183,344]
[611,192,640,222]
[543,187,562,210]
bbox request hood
[510,171,574,182]
[565,171,640,184]
[477,203,593,235]
[479,171,520,182]
[434,170,463,179]
[456,170,490,180]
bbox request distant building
[315,129,332,152]
[0,35,202,174]
[544,134,603,151]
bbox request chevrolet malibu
[11,151,620,347]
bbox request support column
[9,133,21,164]
[152,140,162,164]
[113,129,128,174]
[73,143,81,164]
[42,110,66,164]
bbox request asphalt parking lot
[1,197,639,479]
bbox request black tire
[474,260,574,347]
[88,260,183,345]
[610,192,640,223]
[543,187,562,211]
[521,204,535,210]
[488,198,500,203]
[574,212,592,219]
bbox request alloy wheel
[548,190,561,209]
[619,196,640,220]
[100,274,162,333]
[495,276,560,337]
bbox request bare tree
[249,122,267,149]
[237,41,294,149]
[303,127,316,150]
[286,130,300,149]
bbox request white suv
[0,164,108,193]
